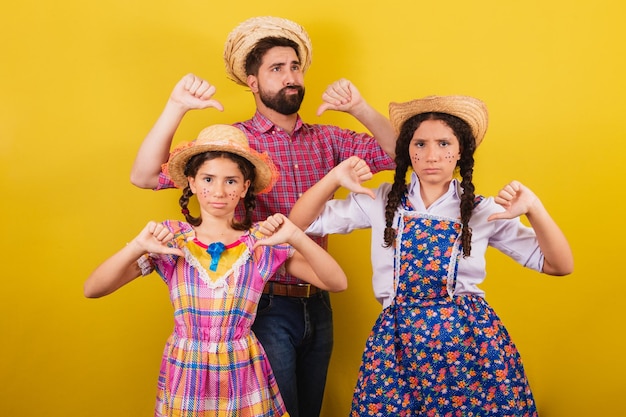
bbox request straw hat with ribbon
[165,124,278,194]
[223,16,313,86]
[389,95,489,146]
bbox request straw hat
[223,16,313,86]
[389,95,489,146]
[165,125,278,194]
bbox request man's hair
[245,37,301,77]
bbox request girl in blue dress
[285,95,574,416]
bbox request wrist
[126,239,146,255]
[526,198,546,219]
[165,98,191,115]
[286,229,307,248]
[347,100,370,119]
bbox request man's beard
[259,85,305,115]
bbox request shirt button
[294,164,299,169]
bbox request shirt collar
[251,110,304,134]
[407,172,462,200]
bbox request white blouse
[307,173,544,309]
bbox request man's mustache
[281,85,303,94]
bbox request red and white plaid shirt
[157,111,395,284]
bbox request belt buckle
[296,283,311,297]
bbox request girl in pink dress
[84,124,356,417]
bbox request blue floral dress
[350,196,538,417]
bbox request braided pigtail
[458,150,476,258]
[179,187,202,227]
[383,115,421,248]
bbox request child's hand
[129,221,184,256]
[254,214,301,248]
[170,73,224,112]
[488,180,541,221]
[334,156,376,199]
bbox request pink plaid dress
[143,220,290,417]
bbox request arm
[316,78,396,158]
[288,156,375,231]
[84,221,184,298]
[130,74,224,189]
[487,180,574,276]
[254,214,347,292]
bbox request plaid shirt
[157,110,395,284]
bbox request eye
[202,177,213,183]
[226,178,237,185]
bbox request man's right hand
[170,73,224,112]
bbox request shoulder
[246,223,263,242]
[161,220,194,240]
[469,195,507,223]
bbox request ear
[247,75,258,93]
[188,177,197,194]
[240,179,251,198]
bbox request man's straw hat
[389,95,489,146]
[166,124,278,194]
[223,16,312,86]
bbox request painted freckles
[197,183,243,200]
[410,150,457,163]
[444,151,457,163]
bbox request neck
[254,98,298,134]
[419,180,451,209]
[194,216,240,245]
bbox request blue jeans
[252,291,334,417]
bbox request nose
[424,145,439,162]
[284,68,298,87]
[213,182,226,196]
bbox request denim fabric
[252,291,334,417]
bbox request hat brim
[167,143,278,194]
[389,95,489,146]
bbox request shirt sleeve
[154,171,177,191]
[248,224,293,280]
[474,198,545,272]
[330,127,395,174]
[306,185,385,236]
[148,220,189,283]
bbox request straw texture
[389,95,489,146]
[166,125,278,194]
[223,16,312,86]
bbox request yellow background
[1,0,624,416]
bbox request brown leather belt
[262,282,321,298]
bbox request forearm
[84,242,146,298]
[289,170,342,230]
[130,100,188,188]
[526,201,574,276]
[349,103,396,158]
[288,232,347,292]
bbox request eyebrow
[269,59,301,68]
[199,172,241,180]
[413,137,455,141]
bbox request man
[130,16,395,417]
